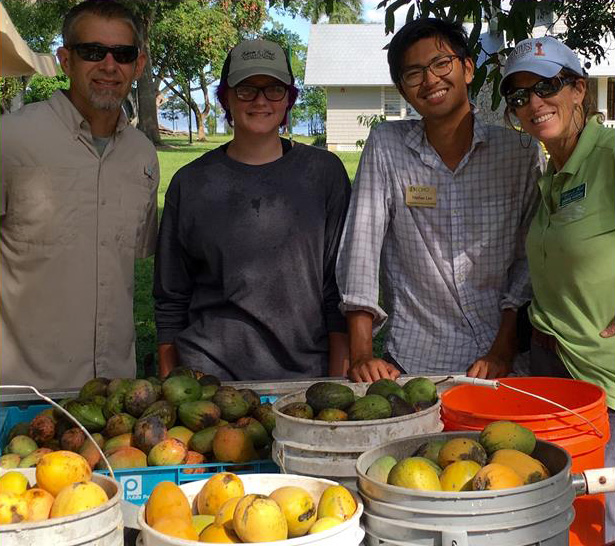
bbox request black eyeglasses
[234,84,288,102]
[401,55,460,87]
[504,76,577,108]
[67,43,139,64]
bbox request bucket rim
[137,473,364,546]
[441,377,606,422]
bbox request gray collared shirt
[336,115,543,374]
[1,91,159,389]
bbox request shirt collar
[554,116,603,176]
[48,89,129,139]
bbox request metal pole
[188,83,193,144]
[287,44,293,140]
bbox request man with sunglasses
[1,0,159,389]
[337,18,544,382]
[154,39,350,381]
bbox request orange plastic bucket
[441,377,610,546]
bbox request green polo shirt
[527,116,615,409]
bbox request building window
[383,87,401,117]
[608,77,614,120]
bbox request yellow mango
[270,486,317,538]
[308,516,344,534]
[145,481,192,526]
[0,471,29,495]
[199,522,241,543]
[233,494,288,542]
[152,516,199,540]
[50,481,108,518]
[316,485,357,521]
[489,449,550,484]
[36,451,91,496]
[0,492,28,524]
[472,463,523,491]
[197,472,244,516]
[23,488,55,521]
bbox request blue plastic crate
[0,395,279,505]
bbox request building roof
[305,23,614,86]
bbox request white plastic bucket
[137,473,364,545]
[272,383,443,479]
[0,468,123,546]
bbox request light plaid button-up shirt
[336,115,543,375]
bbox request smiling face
[57,14,145,116]
[507,71,586,146]
[225,75,290,137]
[399,35,474,122]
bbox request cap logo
[534,41,545,56]
[510,41,534,60]
[241,49,276,62]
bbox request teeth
[533,113,554,124]
[425,89,446,100]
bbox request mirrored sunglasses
[69,43,139,64]
[504,76,577,108]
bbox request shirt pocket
[6,166,81,246]
[119,166,157,249]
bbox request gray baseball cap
[224,39,292,87]
[500,36,584,94]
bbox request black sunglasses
[68,43,139,64]
[234,84,288,102]
[504,76,577,108]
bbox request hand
[467,353,512,379]
[348,356,401,383]
[600,317,615,338]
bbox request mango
[440,460,482,491]
[309,516,343,534]
[366,455,397,483]
[438,438,487,468]
[103,392,125,420]
[132,416,167,455]
[148,438,187,466]
[183,451,206,474]
[106,446,147,469]
[36,450,92,497]
[388,457,442,491]
[28,414,56,444]
[235,417,270,449]
[412,439,447,465]
[233,494,288,542]
[212,425,257,463]
[146,482,192,526]
[106,378,132,397]
[103,413,136,438]
[0,471,29,495]
[192,513,215,534]
[189,426,218,455]
[50,480,108,518]
[270,486,317,537]
[197,472,244,516]
[472,463,524,491]
[60,427,86,452]
[0,454,21,469]
[252,403,276,435]
[489,449,550,484]
[18,447,53,468]
[199,522,241,542]
[80,377,110,399]
[178,401,221,432]
[6,435,38,458]
[79,433,105,469]
[23,488,55,521]
[162,376,203,406]
[0,492,28,524]
[142,400,177,429]
[479,421,537,455]
[152,517,199,540]
[238,388,260,413]
[316,485,357,520]
[103,432,133,455]
[281,402,315,419]
[213,387,250,422]
[8,422,31,442]
[315,408,349,421]
[168,425,194,446]
[213,496,241,530]
[124,379,158,418]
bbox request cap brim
[500,59,563,94]
[227,67,291,87]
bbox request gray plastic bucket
[356,431,575,546]
[0,468,123,546]
[272,382,443,481]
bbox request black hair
[62,0,143,49]
[387,18,472,87]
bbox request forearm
[158,343,179,379]
[347,311,375,366]
[328,332,350,377]
[489,308,518,363]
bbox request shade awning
[0,3,57,77]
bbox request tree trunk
[136,15,161,145]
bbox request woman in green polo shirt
[500,36,615,542]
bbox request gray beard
[88,89,124,111]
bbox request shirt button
[101,199,107,206]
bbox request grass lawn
[134,134,363,375]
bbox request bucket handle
[449,376,604,438]
[573,468,615,496]
[1,384,115,478]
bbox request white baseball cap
[500,36,584,94]
[223,39,292,87]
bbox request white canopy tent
[0,2,57,77]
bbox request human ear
[57,47,72,77]
[463,57,475,85]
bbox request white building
[305,22,615,151]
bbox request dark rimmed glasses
[504,76,578,108]
[67,43,139,64]
[234,84,288,102]
[401,55,460,87]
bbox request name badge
[559,183,586,208]
[406,185,437,207]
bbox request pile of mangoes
[145,472,357,542]
[1,367,276,472]
[0,450,109,525]
[367,421,551,492]
[280,377,438,422]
